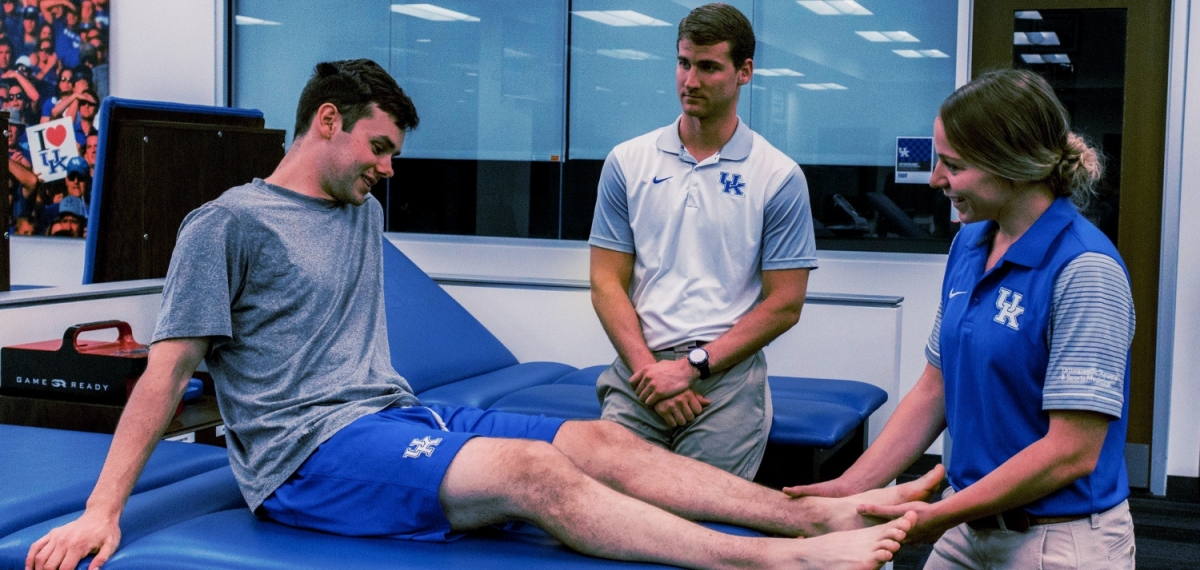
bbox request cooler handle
[61,321,136,354]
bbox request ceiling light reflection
[857,31,919,42]
[596,49,660,60]
[798,83,847,90]
[755,68,804,76]
[798,0,872,16]
[572,10,670,26]
[235,15,281,25]
[855,31,889,42]
[882,31,918,42]
[390,4,480,22]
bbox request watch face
[688,348,707,364]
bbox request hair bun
[1052,132,1104,206]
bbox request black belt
[966,508,1087,532]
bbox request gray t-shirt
[153,179,419,510]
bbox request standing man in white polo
[589,3,817,479]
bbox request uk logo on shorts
[719,172,745,196]
[403,436,443,458]
[994,288,1026,330]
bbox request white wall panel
[1167,0,1200,478]
[9,237,87,288]
[109,0,219,104]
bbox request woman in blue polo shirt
[787,69,1136,569]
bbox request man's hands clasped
[630,359,710,427]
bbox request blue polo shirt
[929,197,1134,517]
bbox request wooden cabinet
[89,106,284,283]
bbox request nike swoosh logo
[949,290,967,298]
[652,176,673,184]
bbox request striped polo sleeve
[925,301,944,370]
[1042,252,1136,418]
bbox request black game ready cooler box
[1,321,150,405]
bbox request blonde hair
[939,69,1104,208]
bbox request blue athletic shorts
[259,404,565,541]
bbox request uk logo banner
[27,117,81,182]
[895,136,934,184]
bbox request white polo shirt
[589,117,817,351]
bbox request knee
[502,439,578,487]
[563,419,640,454]
[495,440,596,512]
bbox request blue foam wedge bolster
[767,399,863,448]
[100,509,762,570]
[0,466,245,570]
[553,365,610,386]
[416,362,577,409]
[0,425,230,538]
[490,384,602,421]
[767,377,886,419]
[382,240,519,392]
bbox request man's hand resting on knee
[26,508,121,570]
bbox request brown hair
[294,59,419,139]
[939,69,1103,208]
[677,3,755,68]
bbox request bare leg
[440,437,916,570]
[552,420,943,537]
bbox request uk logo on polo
[403,436,443,458]
[994,288,1026,330]
[719,172,745,196]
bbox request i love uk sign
[27,117,81,182]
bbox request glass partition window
[389,1,566,161]
[234,2,393,145]
[750,0,956,167]
[567,0,752,159]
[752,0,960,249]
[236,1,565,161]
[234,0,961,251]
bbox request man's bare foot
[769,511,916,570]
[804,465,944,533]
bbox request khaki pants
[596,350,771,480]
[925,498,1136,570]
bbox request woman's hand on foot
[857,501,950,544]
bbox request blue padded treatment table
[492,385,603,421]
[0,467,245,570]
[766,377,886,421]
[0,425,231,539]
[98,509,762,570]
[551,366,886,421]
[382,240,575,408]
[766,399,865,448]
[490,384,867,448]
